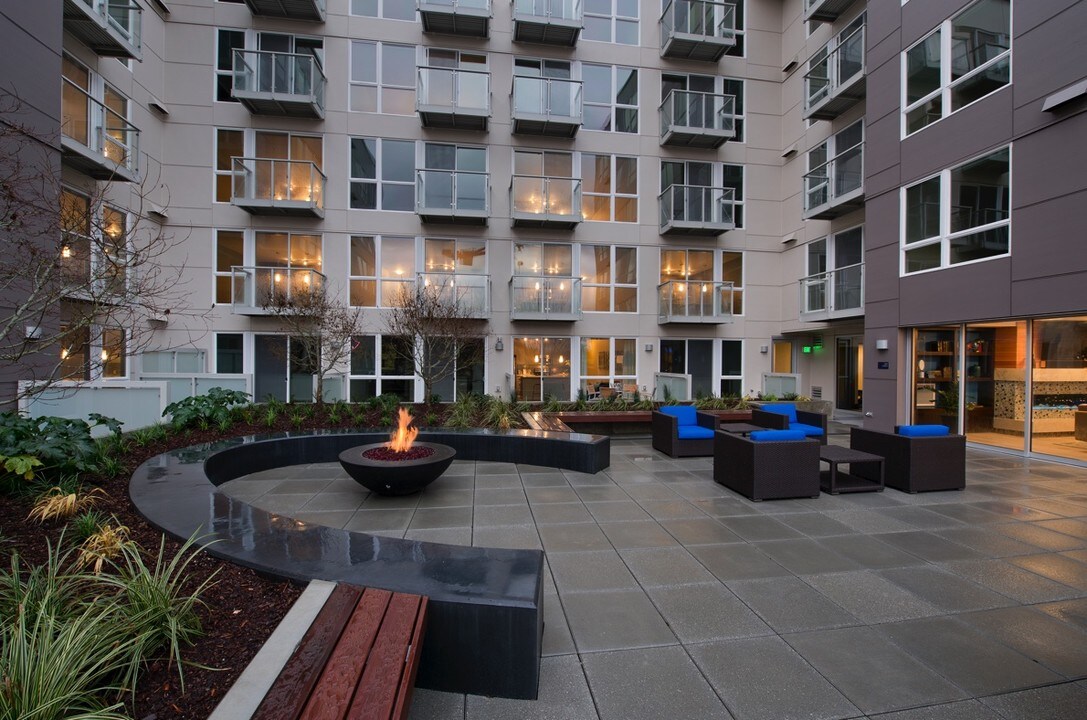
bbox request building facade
[4,0,1086,463]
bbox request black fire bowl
[338,442,457,496]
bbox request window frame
[582,63,639,134]
[349,0,416,21]
[580,153,638,223]
[579,337,638,396]
[585,0,640,45]
[349,137,416,212]
[349,40,416,114]
[580,244,638,314]
[349,234,417,308]
[349,334,418,402]
[720,339,744,397]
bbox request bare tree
[260,280,364,404]
[382,278,487,402]
[0,92,197,406]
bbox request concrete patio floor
[220,425,1087,720]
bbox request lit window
[581,245,637,313]
[581,154,637,222]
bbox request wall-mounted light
[494,337,504,352]
[875,339,889,351]
[644,343,653,352]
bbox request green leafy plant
[445,394,480,429]
[1,454,42,480]
[162,388,251,430]
[0,413,121,483]
[69,510,108,542]
[290,410,307,429]
[482,396,525,430]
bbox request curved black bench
[129,428,610,700]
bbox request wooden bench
[254,584,427,720]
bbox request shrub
[69,510,109,542]
[0,413,121,484]
[162,387,251,430]
[28,486,106,523]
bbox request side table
[819,446,884,494]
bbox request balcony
[229,266,327,316]
[511,77,582,137]
[803,0,857,23]
[659,90,735,148]
[803,22,866,121]
[510,176,582,229]
[243,0,326,22]
[63,0,141,59]
[660,0,737,62]
[61,79,139,182]
[417,67,490,131]
[509,276,582,321]
[416,170,489,225]
[803,143,864,220]
[417,272,491,319]
[232,50,326,119]
[230,158,326,217]
[659,185,735,236]
[418,0,491,38]
[513,0,582,46]
[800,262,864,322]
[658,280,733,324]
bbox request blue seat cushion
[790,422,824,437]
[762,403,798,423]
[749,429,806,442]
[897,424,950,437]
[677,425,714,440]
[660,405,697,426]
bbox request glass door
[836,336,862,411]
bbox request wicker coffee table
[717,422,763,436]
[819,446,884,494]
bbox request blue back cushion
[897,424,950,437]
[660,405,696,426]
[749,429,806,442]
[762,403,798,423]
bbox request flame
[387,408,419,453]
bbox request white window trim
[583,63,639,134]
[719,339,744,396]
[579,337,638,391]
[585,0,640,45]
[349,0,416,21]
[349,40,415,115]
[581,244,639,314]
[581,153,638,223]
[349,137,416,212]
[214,128,324,204]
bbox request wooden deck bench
[254,584,427,720]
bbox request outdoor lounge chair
[751,402,828,443]
[849,425,966,493]
[713,429,821,501]
[652,405,718,457]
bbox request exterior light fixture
[495,338,504,351]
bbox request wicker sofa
[713,430,821,501]
[651,406,719,457]
[849,426,966,493]
[751,403,828,444]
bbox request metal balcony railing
[244,0,326,22]
[232,49,326,118]
[800,262,864,319]
[511,76,582,136]
[418,0,491,37]
[509,276,582,320]
[657,280,734,324]
[60,78,140,182]
[416,170,490,224]
[417,66,491,130]
[510,176,582,227]
[512,0,583,45]
[803,142,864,220]
[63,0,142,58]
[659,185,735,235]
[660,0,737,61]
[230,265,326,315]
[231,158,326,217]
[659,90,736,147]
[804,22,866,120]
[416,272,491,317]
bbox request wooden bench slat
[300,588,393,720]
[347,593,424,720]
[253,584,362,720]
[390,596,428,720]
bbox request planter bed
[523,410,752,436]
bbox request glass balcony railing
[230,265,326,314]
[510,175,582,225]
[417,67,490,128]
[417,272,490,317]
[800,262,864,318]
[804,142,864,219]
[64,0,142,57]
[804,22,865,119]
[514,0,580,21]
[660,0,737,61]
[61,78,139,180]
[659,89,735,146]
[231,158,326,216]
[509,276,582,320]
[232,49,326,117]
[513,0,583,44]
[511,76,582,124]
[416,170,490,220]
[658,280,734,323]
[659,185,735,234]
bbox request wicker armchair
[849,427,966,493]
[713,430,821,501]
[751,403,828,444]
[651,406,719,457]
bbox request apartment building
[3,0,1085,463]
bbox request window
[581,245,637,313]
[721,251,744,315]
[216,29,245,102]
[721,340,743,396]
[350,235,415,307]
[580,338,637,397]
[216,30,323,103]
[61,323,126,380]
[805,227,863,313]
[215,129,323,203]
[215,230,243,304]
[253,232,322,305]
[902,147,1010,274]
[581,154,637,222]
[805,121,863,215]
[350,138,415,210]
[350,41,415,113]
[583,64,638,133]
[59,189,128,295]
[659,248,739,314]
[584,0,639,44]
[514,242,573,277]
[216,334,244,374]
[420,143,488,213]
[101,328,126,378]
[725,0,746,57]
[350,0,415,20]
[61,56,135,169]
[350,335,416,402]
[215,129,243,202]
[512,149,577,216]
[514,337,572,402]
[661,248,713,283]
[660,73,744,141]
[660,161,743,228]
[903,0,1010,136]
[721,164,744,227]
[60,189,91,285]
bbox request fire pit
[338,409,456,495]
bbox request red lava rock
[361,445,436,462]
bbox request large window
[350,0,415,20]
[580,338,637,398]
[721,340,743,396]
[215,129,323,203]
[583,64,638,133]
[214,230,244,304]
[902,147,1010,274]
[514,242,573,277]
[350,138,415,211]
[514,337,572,402]
[350,41,415,114]
[581,154,637,222]
[581,245,637,313]
[584,0,639,44]
[350,335,416,402]
[721,251,744,315]
[350,235,415,307]
[903,0,1010,136]
[804,226,863,314]
[216,30,323,103]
